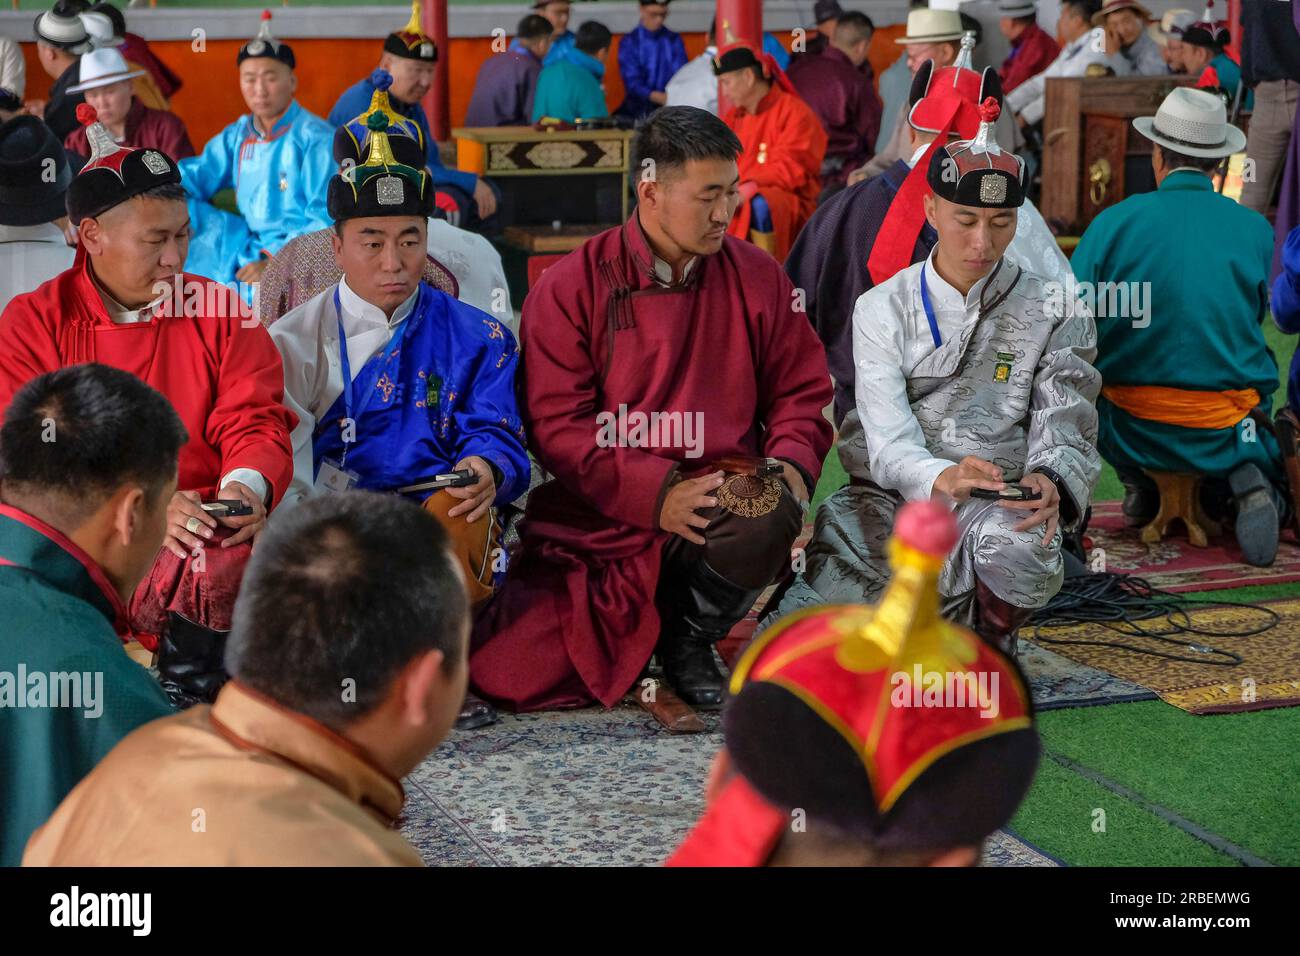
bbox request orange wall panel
[20,26,902,152]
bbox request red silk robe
[470,218,833,711]
[998,24,1060,94]
[724,85,828,263]
[0,253,295,645]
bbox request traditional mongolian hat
[327,112,434,223]
[711,41,796,93]
[385,1,438,64]
[238,10,295,69]
[667,500,1040,866]
[65,102,181,225]
[927,98,1028,209]
[1180,1,1229,50]
[333,69,427,169]
[868,35,1003,284]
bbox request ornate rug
[1085,501,1300,593]
[1030,599,1300,714]
[399,705,1060,867]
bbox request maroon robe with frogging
[471,218,833,711]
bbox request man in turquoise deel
[533,21,612,123]
[0,364,185,865]
[179,12,334,295]
[1072,87,1289,567]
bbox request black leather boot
[1228,463,1282,568]
[657,560,763,709]
[455,692,499,731]
[157,611,230,710]
[1118,470,1159,528]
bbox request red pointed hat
[66,103,182,225]
[867,35,1005,285]
[667,501,1040,867]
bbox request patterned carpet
[1085,501,1300,592]
[1031,598,1300,714]
[399,705,1061,867]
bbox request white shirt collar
[922,245,998,313]
[91,269,168,325]
[651,254,698,287]
[337,274,418,332]
[907,142,930,167]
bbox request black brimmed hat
[328,113,434,222]
[0,115,74,226]
[239,10,296,70]
[384,1,438,63]
[65,103,181,225]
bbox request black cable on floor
[1025,572,1279,665]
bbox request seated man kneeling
[269,121,528,613]
[24,492,469,866]
[772,105,1101,654]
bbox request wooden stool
[1139,470,1221,548]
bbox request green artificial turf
[1013,701,1300,866]
[1010,755,1233,867]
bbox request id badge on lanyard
[315,457,360,494]
[316,288,367,493]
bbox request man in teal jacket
[1072,87,1289,566]
[533,20,611,123]
[0,364,184,864]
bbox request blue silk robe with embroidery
[179,100,335,286]
[310,282,529,505]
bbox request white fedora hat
[1132,86,1246,158]
[894,8,966,44]
[82,10,126,49]
[68,48,144,94]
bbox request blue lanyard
[919,263,943,349]
[333,287,409,467]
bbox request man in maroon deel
[471,107,832,719]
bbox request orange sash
[1101,385,1261,430]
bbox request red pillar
[423,0,450,141]
[715,0,764,114]
[1225,0,1240,60]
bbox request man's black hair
[631,105,742,181]
[0,363,187,527]
[225,492,470,729]
[835,10,875,44]
[135,182,188,204]
[1157,144,1223,174]
[1062,0,1102,22]
[575,20,612,55]
[516,14,553,43]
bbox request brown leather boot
[974,578,1032,658]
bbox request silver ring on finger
[185,516,202,535]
